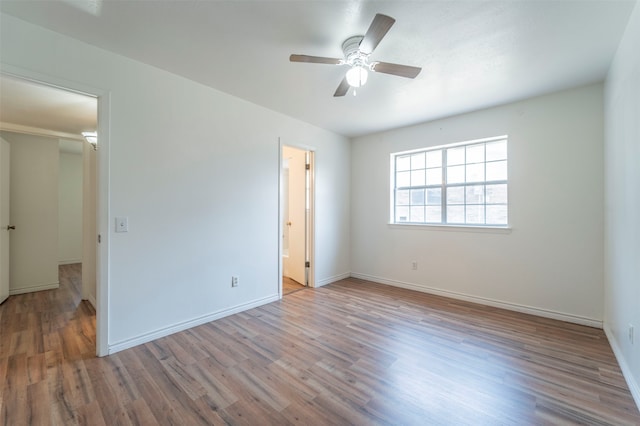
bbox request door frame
[278,139,315,298]
[1,64,111,357]
[0,138,9,305]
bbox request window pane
[486,140,507,161]
[466,144,484,163]
[466,205,484,224]
[447,186,464,204]
[426,150,442,168]
[426,168,442,185]
[486,184,507,204]
[466,185,485,204]
[395,206,409,222]
[486,205,508,225]
[426,188,441,205]
[410,206,425,222]
[411,169,425,186]
[392,138,507,227]
[396,171,410,187]
[411,153,425,169]
[447,165,464,184]
[396,189,410,205]
[397,155,411,171]
[447,205,464,223]
[466,163,484,182]
[426,206,442,223]
[410,189,425,205]
[447,147,465,165]
[486,160,507,181]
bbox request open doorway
[280,144,315,296]
[0,73,99,354]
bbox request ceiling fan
[290,14,422,97]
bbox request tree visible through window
[391,136,508,226]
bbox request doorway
[0,73,101,353]
[280,144,315,296]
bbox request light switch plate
[115,217,128,233]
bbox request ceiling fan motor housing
[342,36,370,68]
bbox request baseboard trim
[86,293,97,310]
[349,272,603,329]
[107,294,280,354]
[316,272,351,287]
[604,325,640,411]
[9,282,59,295]
[59,259,82,265]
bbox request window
[391,136,508,227]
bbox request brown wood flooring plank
[1,267,639,425]
[283,276,306,295]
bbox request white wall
[58,149,83,265]
[604,1,640,407]
[1,131,60,294]
[0,13,351,352]
[351,84,604,326]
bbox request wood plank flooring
[1,266,639,425]
[283,277,306,295]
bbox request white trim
[86,293,97,310]
[278,139,283,299]
[0,122,84,141]
[350,272,603,328]
[388,223,512,234]
[604,325,640,411]
[96,90,110,357]
[9,282,59,295]
[316,272,351,287]
[59,259,82,265]
[107,294,279,354]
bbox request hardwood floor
[1,267,639,425]
[283,276,306,295]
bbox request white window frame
[390,135,509,228]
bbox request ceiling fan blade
[372,62,422,79]
[359,14,395,55]
[333,77,350,97]
[289,54,342,65]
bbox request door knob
[6,225,15,230]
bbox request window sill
[388,223,512,234]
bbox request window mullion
[442,149,447,224]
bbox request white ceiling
[0,74,97,137]
[0,0,635,137]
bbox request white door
[283,146,307,285]
[0,138,10,304]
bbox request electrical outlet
[411,261,418,270]
[231,276,239,287]
[629,324,634,345]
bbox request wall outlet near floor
[411,261,418,270]
[629,324,634,345]
[231,276,239,287]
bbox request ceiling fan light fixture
[82,131,98,150]
[346,65,368,88]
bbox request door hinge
[305,164,310,170]
[305,261,310,267]
[98,234,101,243]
